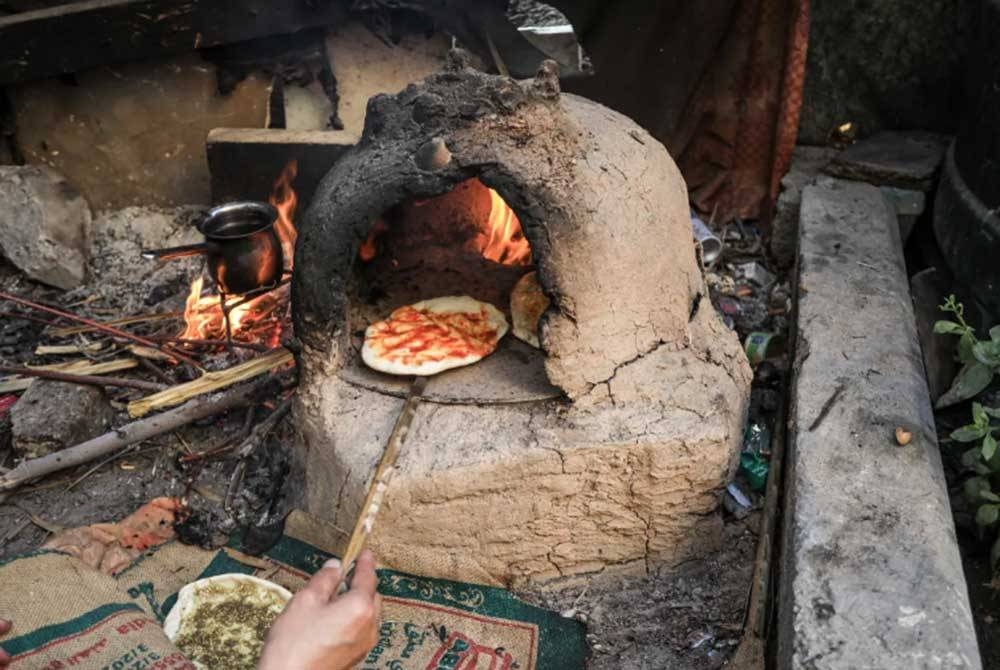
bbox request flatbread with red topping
[362,296,509,376]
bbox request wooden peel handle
[335,376,428,592]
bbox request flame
[359,219,388,262]
[479,186,531,266]
[270,159,298,270]
[178,160,298,348]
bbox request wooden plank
[127,347,292,418]
[206,127,355,209]
[0,0,348,85]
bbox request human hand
[257,550,382,670]
[0,618,12,668]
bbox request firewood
[127,348,294,418]
[0,358,139,393]
[0,366,166,392]
[0,376,278,494]
[34,343,105,356]
[0,292,197,368]
[49,311,183,338]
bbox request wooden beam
[0,0,348,85]
[206,127,355,209]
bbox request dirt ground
[0,446,759,670]
[525,516,761,670]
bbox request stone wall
[799,0,970,144]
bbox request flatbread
[362,296,509,376]
[510,271,550,349]
[164,573,291,670]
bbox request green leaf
[959,333,978,365]
[966,476,992,500]
[977,504,1000,526]
[982,490,1000,502]
[974,340,1000,367]
[991,325,1000,342]
[974,403,989,426]
[952,424,988,442]
[992,536,1000,570]
[935,320,967,335]
[984,406,1000,419]
[963,447,993,474]
[984,433,999,461]
[936,362,995,409]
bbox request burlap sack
[0,550,193,669]
[2,511,586,669]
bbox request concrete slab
[778,178,981,669]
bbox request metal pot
[143,202,284,295]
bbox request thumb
[303,558,343,602]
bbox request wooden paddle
[335,376,429,592]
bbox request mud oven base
[290,59,751,588]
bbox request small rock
[11,381,114,458]
[0,166,92,290]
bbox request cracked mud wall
[295,62,703,400]
[293,305,751,587]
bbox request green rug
[0,511,587,670]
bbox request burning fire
[358,179,532,266]
[478,186,531,266]
[177,160,298,348]
[271,160,298,270]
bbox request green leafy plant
[953,403,1000,567]
[934,295,1000,407]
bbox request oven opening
[340,176,560,403]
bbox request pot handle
[141,243,208,261]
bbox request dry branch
[35,343,105,356]
[0,377,277,493]
[0,366,165,391]
[0,358,139,393]
[0,292,197,367]
[127,349,293,418]
[49,311,184,338]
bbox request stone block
[824,131,951,191]
[206,128,355,210]
[11,54,270,211]
[325,22,450,139]
[0,165,91,290]
[770,146,839,268]
[778,178,981,669]
[11,381,113,459]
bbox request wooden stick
[48,311,184,338]
[35,343,105,356]
[336,376,428,591]
[127,348,293,418]
[152,336,269,353]
[0,376,276,493]
[0,358,139,393]
[0,366,166,391]
[0,292,198,368]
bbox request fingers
[0,620,9,636]
[0,645,9,669]
[347,550,378,598]
[302,558,342,602]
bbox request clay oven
[291,59,752,588]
